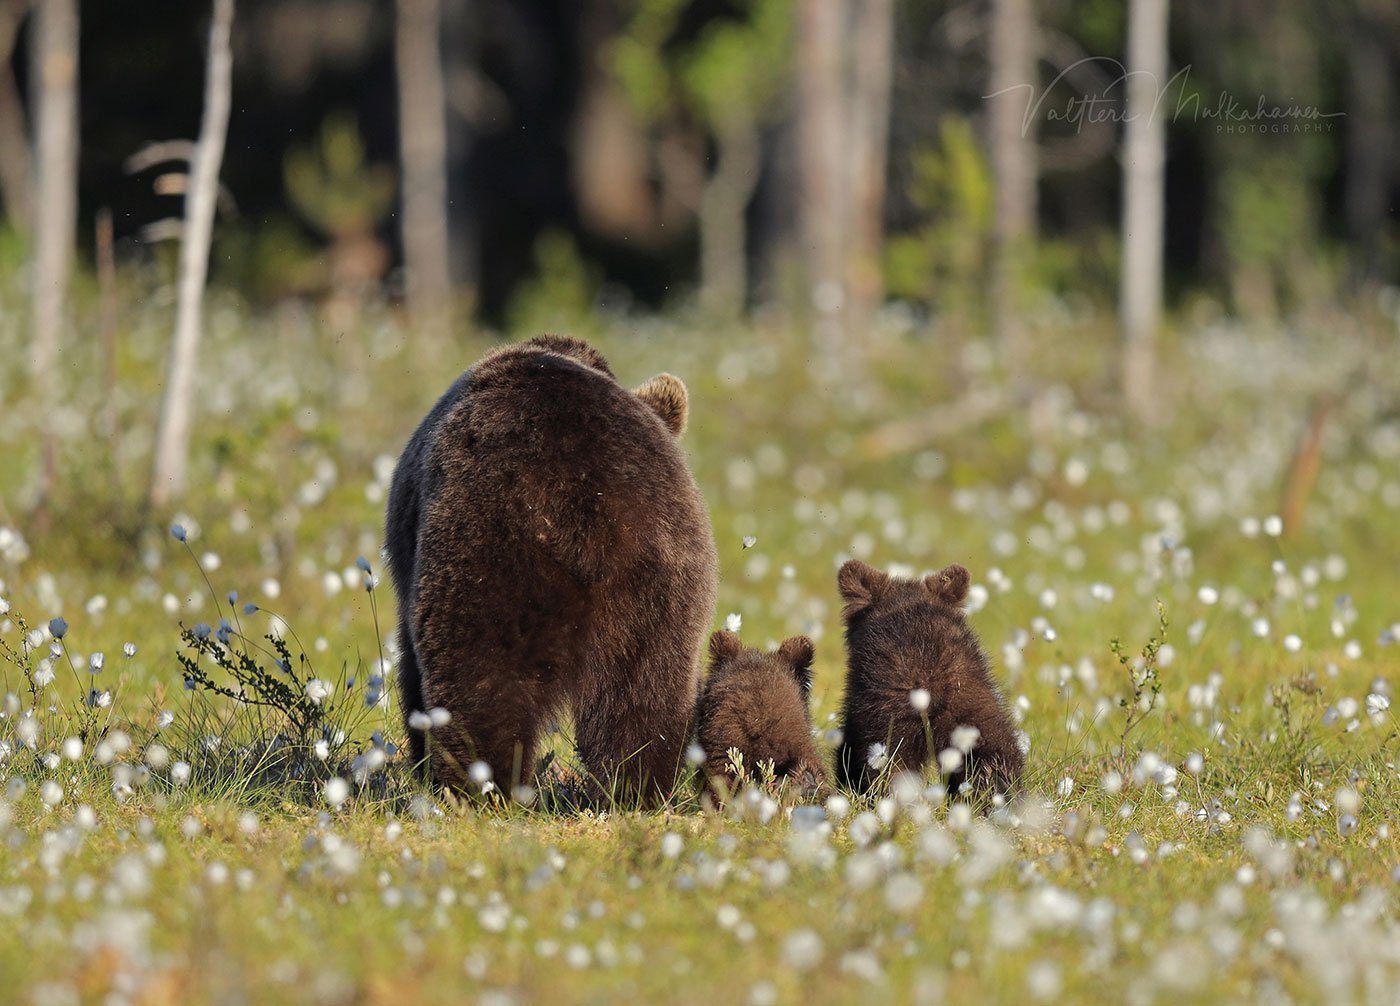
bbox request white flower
[314,739,330,761]
[660,832,684,859]
[305,679,333,705]
[324,776,350,808]
[1366,693,1390,718]
[950,724,981,753]
[1056,776,1075,798]
[908,688,931,713]
[61,737,83,762]
[170,761,192,786]
[145,744,170,770]
[1283,634,1302,653]
[781,929,824,971]
[156,710,174,729]
[39,780,64,807]
[866,742,888,771]
[123,642,137,657]
[1197,586,1219,605]
[742,535,757,549]
[407,710,432,732]
[428,707,451,727]
[937,748,964,774]
[725,612,742,633]
[88,652,104,673]
[1263,515,1283,537]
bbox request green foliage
[884,117,993,310]
[610,0,792,134]
[284,113,395,239]
[505,230,602,337]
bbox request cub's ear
[633,373,688,436]
[777,636,815,698]
[925,563,971,606]
[708,630,744,667]
[837,559,889,618]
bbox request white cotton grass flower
[937,748,963,774]
[1283,634,1303,653]
[468,761,493,787]
[660,832,684,859]
[1367,693,1390,720]
[428,707,451,727]
[324,776,350,809]
[781,929,824,971]
[742,535,757,549]
[170,761,192,786]
[144,744,170,770]
[1263,514,1283,537]
[950,724,981,753]
[39,780,63,807]
[866,742,888,771]
[88,652,104,673]
[314,739,330,761]
[407,710,432,732]
[61,737,82,762]
[155,710,174,729]
[123,642,137,658]
[305,679,333,705]
[909,688,931,712]
[725,612,742,633]
[1197,585,1219,605]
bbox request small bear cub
[695,631,828,801]
[835,559,1023,797]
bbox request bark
[396,0,453,323]
[699,125,761,318]
[988,0,1037,358]
[1119,0,1168,422]
[150,0,235,508]
[1344,6,1392,282]
[796,0,846,323]
[0,0,32,231]
[844,0,895,333]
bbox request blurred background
[1,0,1395,325]
[0,0,1397,538]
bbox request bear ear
[925,564,971,606]
[837,559,889,618]
[777,636,815,698]
[708,630,744,667]
[633,373,689,436]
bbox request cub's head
[695,631,827,801]
[837,559,970,624]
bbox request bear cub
[695,631,827,801]
[835,559,1023,796]
[384,335,718,802]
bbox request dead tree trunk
[797,0,895,351]
[396,0,453,328]
[149,0,235,508]
[1119,0,1168,422]
[699,125,761,319]
[844,0,894,335]
[988,0,1037,363]
[796,0,846,330]
[27,0,77,515]
[0,0,33,231]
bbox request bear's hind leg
[573,649,695,808]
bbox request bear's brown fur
[385,335,719,802]
[694,631,828,801]
[834,560,1023,796]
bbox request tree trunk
[1119,0,1168,422]
[27,0,77,515]
[396,0,453,327]
[988,0,1037,361]
[1344,3,1392,283]
[796,0,846,330]
[844,0,894,334]
[698,125,761,319]
[149,0,235,508]
[0,0,33,231]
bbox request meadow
[2,277,1400,1005]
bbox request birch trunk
[150,0,235,507]
[1120,0,1168,421]
[396,0,453,325]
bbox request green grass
[2,276,1400,1004]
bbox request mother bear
[385,335,718,802]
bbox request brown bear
[384,335,718,802]
[694,630,827,801]
[834,559,1023,797]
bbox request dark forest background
[2,0,1395,325]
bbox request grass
[2,273,1400,1003]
